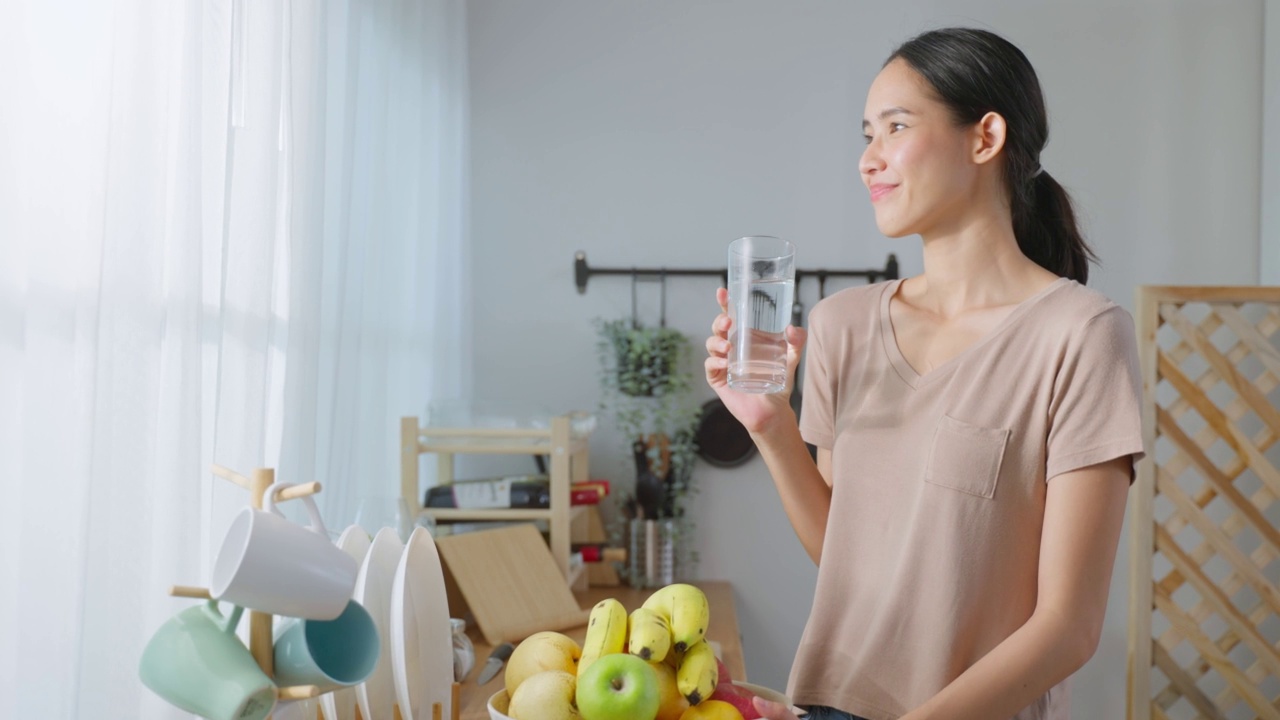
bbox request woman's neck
[910,212,1052,318]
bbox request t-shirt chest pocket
[924,415,1011,499]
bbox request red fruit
[709,684,761,720]
[715,657,732,684]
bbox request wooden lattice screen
[1129,286,1280,720]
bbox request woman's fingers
[751,697,801,720]
[705,334,730,357]
[784,325,807,370]
[704,354,728,386]
[710,312,732,338]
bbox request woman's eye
[862,134,873,145]
[889,122,907,133]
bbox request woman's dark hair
[886,28,1098,284]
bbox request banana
[641,583,710,653]
[578,598,628,678]
[675,639,718,705]
[627,607,672,662]
[663,643,684,670]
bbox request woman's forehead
[865,60,937,120]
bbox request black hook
[630,270,639,329]
[659,270,667,328]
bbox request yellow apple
[678,699,744,720]
[649,661,690,720]
[508,670,581,720]
[506,632,583,699]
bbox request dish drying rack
[168,464,461,720]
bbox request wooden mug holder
[166,465,460,720]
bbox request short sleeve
[799,310,836,450]
[1046,305,1147,482]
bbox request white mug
[212,482,358,620]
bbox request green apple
[508,670,580,720]
[575,653,659,720]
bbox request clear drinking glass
[727,236,796,393]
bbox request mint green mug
[273,599,380,692]
[139,600,277,720]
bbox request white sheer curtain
[0,0,470,716]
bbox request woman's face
[860,59,981,239]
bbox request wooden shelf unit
[400,414,592,589]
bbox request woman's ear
[972,111,1007,165]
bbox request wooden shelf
[401,414,593,592]
[420,505,587,524]
[415,438,589,456]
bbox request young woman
[704,28,1145,720]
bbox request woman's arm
[751,426,833,565]
[900,455,1132,720]
[705,285,833,565]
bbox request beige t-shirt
[788,277,1145,720]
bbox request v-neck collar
[879,276,1070,389]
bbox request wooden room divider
[1129,286,1280,720]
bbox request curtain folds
[0,0,470,716]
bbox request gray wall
[466,2,1266,717]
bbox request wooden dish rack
[167,464,461,720]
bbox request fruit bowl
[487,689,511,720]
[487,682,793,720]
[732,681,792,709]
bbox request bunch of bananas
[577,583,718,706]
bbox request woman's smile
[869,183,898,202]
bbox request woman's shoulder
[1040,278,1132,327]
[1033,279,1138,353]
[807,278,895,326]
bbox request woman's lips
[869,184,897,202]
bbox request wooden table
[456,580,743,720]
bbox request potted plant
[595,318,702,585]
[597,318,687,397]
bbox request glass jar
[451,618,475,682]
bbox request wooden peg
[168,585,213,599]
[211,464,252,490]
[272,481,323,502]
[451,682,461,720]
[432,702,442,720]
[277,685,321,700]
[249,468,275,678]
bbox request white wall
[467,1,1265,717]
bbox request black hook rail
[573,251,899,294]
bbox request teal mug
[139,600,276,720]
[274,599,380,692]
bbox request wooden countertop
[457,580,743,720]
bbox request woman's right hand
[704,287,807,435]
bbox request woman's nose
[859,139,885,176]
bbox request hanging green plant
[596,316,703,585]
[597,319,688,397]
[594,317,702,516]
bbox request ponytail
[1011,171,1098,284]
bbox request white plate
[320,525,373,720]
[274,698,318,720]
[390,526,453,720]
[353,527,404,720]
